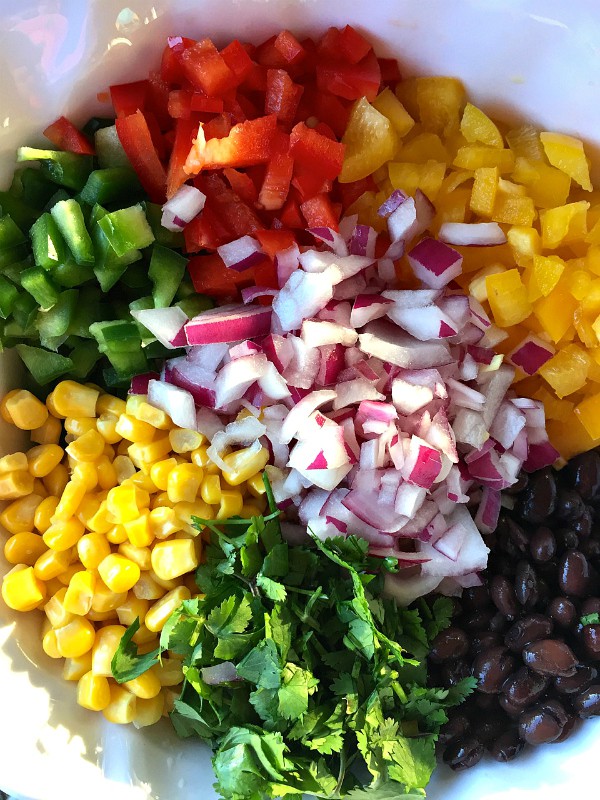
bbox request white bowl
[2,1,600,798]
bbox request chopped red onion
[217,235,265,272]
[241,286,279,304]
[147,379,196,430]
[407,237,463,289]
[508,334,555,375]
[161,184,206,231]
[130,306,189,349]
[185,304,272,345]
[438,221,507,247]
[129,372,160,395]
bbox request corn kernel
[44,586,74,628]
[103,684,136,724]
[57,563,84,586]
[98,554,140,593]
[169,428,204,454]
[151,491,175,509]
[125,394,147,415]
[134,402,172,430]
[25,444,64,478]
[103,442,115,460]
[0,452,28,473]
[113,455,136,484]
[45,577,64,597]
[72,463,98,492]
[77,533,110,570]
[55,617,95,658]
[190,445,211,469]
[1,564,46,611]
[43,517,85,551]
[148,569,179,591]
[246,473,268,500]
[132,572,165,600]
[130,472,156,493]
[149,458,177,491]
[87,609,118,622]
[154,658,184,687]
[120,511,153,549]
[5,390,48,430]
[62,652,93,681]
[0,470,34,499]
[96,413,122,444]
[174,500,214,534]
[133,693,164,728]
[34,549,71,581]
[2,493,44,534]
[4,532,47,566]
[66,429,105,463]
[217,489,244,520]
[106,524,128,545]
[124,670,162,699]
[116,594,149,627]
[91,580,127,614]
[132,622,158,645]
[63,569,96,615]
[145,586,191,632]
[92,624,126,676]
[31,479,48,499]
[222,446,269,486]
[96,394,126,416]
[45,390,61,418]
[116,439,131,457]
[43,463,69,497]
[118,542,152,571]
[128,437,172,468]
[77,671,111,711]
[151,539,199,582]
[42,626,62,659]
[106,483,139,523]
[53,381,99,418]
[96,457,118,491]
[115,414,156,443]
[30,414,62,445]
[166,463,203,504]
[52,479,87,522]
[240,503,264,518]
[0,389,20,423]
[200,473,221,505]
[64,417,97,437]
[87,501,113,534]
[149,506,182,540]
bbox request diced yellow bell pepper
[339,98,397,183]
[511,157,571,208]
[574,392,600,440]
[397,132,448,163]
[538,344,590,398]
[546,416,600,461]
[533,288,578,343]
[540,201,590,248]
[532,255,565,297]
[372,87,415,138]
[506,226,541,267]
[388,160,446,200]
[492,193,535,227]
[540,131,592,191]
[469,166,498,217]
[460,103,503,148]
[486,269,531,327]
[454,145,515,173]
[416,76,465,137]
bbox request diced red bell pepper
[110,80,149,117]
[291,162,331,202]
[300,193,340,231]
[313,92,351,139]
[167,118,196,198]
[145,111,168,161]
[336,175,378,210]
[258,152,294,211]
[255,229,297,259]
[318,25,372,64]
[255,35,284,68]
[203,114,233,141]
[43,116,95,155]
[253,257,279,290]
[289,122,345,181]
[190,93,225,114]
[223,96,248,124]
[197,173,264,238]
[115,109,167,203]
[147,71,171,130]
[168,89,194,119]
[316,50,381,102]
[242,63,268,92]
[184,206,231,252]
[378,57,401,85]
[273,30,306,66]
[236,94,261,121]
[161,37,196,84]
[181,39,237,97]
[220,40,255,82]
[265,69,304,126]
[224,168,258,204]
[185,114,279,174]
[187,252,249,296]
[280,195,305,229]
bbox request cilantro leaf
[237,639,281,689]
[206,595,252,638]
[581,612,600,626]
[277,663,319,721]
[111,618,160,683]
[257,573,287,601]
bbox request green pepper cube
[143,202,185,248]
[12,292,38,330]
[148,244,187,308]
[0,215,26,252]
[79,167,142,205]
[97,204,155,256]
[15,344,73,385]
[0,275,19,319]
[50,199,94,266]
[69,339,101,379]
[20,266,60,310]
[0,191,39,230]
[89,319,142,353]
[36,288,78,339]
[30,212,69,270]
[52,258,95,288]
[94,125,130,169]
[176,295,214,318]
[17,147,93,191]
[18,168,57,209]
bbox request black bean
[502,666,549,708]
[530,527,556,563]
[490,575,519,619]
[442,658,472,687]
[555,529,580,552]
[554,714,580,743]
[470,631,502,658]
[558,550,590,597]
[505,614,554,652]
[516,468,557,525]
[573,685,600,717]
[518,701,567,745]
[473,646,516,694]
[555,489,586,522]
[437,714,470,747]
[490,611,509,633]
[507,519,530,554]
[580,537,600,560]
[442,737,484,771]
[554,665,597,695]
[564,451,600,501]
[489,728,525,762]
[582,624,600,658]
[522,639,578,677]
[429,627,470,663]
[472,715,508,745]
[547,597,577,629]
[573,507,593,538]
[499,692,524,718]
[514,560,539,607]
[461,584,490,611]
[475,693,499,711]
[505,473,528,495]
[463,609,496,632]
[581,597,600,617]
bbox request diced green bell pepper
[94,125,131,169]
[17,168,58,209]
[148,244,187,308]
[143,202,185,248]
[0,275,18,319]
[50,199,94,266]
[36,288,78,340]
[15,343,74,384]
[12,292,38,330]
[97,204,155,256]
[17,147,94,191]
[52,258,95,288]
[0,215,26,251]
[69,339,102,379]
[176,294,215,318]
[30,212,69,270]
[0,191,39,230]
[20,266,60,310]
[79,167,142,206]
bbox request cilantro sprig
[112,476,474,800]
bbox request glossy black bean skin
[554,714,580,743]
[505,614,554,652]
[442,738,484,771]
[470,631,502,658]
[429,627,470,663]
[555,489,586,522]
[582,625,600,658]
[522,639,578,677]
[462,609,496,632]
[502,667,549,709]
[581,597,600,617]
[514,561,539,607]
[558,550,590,597]
[488,728,524,762]
[530,527,556,563]
[572,507,593,538]
[461,584,490,611]
[580,537,600,560]
[441,658,472,687]
[490,575,519,619]
[554,666,597,695]
[437,714,470,747]
[555,529,579,552]
[472,715,507,745]
[516,468,557,525]
[547,597,577,628]
[573,685,600,717]
[473,646,516,694]
[518,700,567,745]
[499,692,524,719]
[564,452,600,501]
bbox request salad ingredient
[0,381,270,726]
[432,451,600,767]
[112,488,475,799]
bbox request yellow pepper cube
[222,447,269,487]
[339,97,397,183]
[54,617,96,658]
[453,145,514,173]
[77,532,111,570]
[533,289,578,343]
[151,539,199,582]
[102,684,137,724]
[5,390,48,430]
[388,160,446,201]
[98,553,141,593]
[77,671,111,711]
[124,670,162,700]
[116,594,150,627]
[574,307,598,348]
[460,102,503,148]
[115,414,156,444]
[0,452,28,473]
[96,413,122,445]
[91,580,127,613]
[492,193,535,227]
[575,392,600,439]
[168,428,204,454]
[43,517,85,552]
[34,548,71,581]
[118,542,152,571]
[540,201,590,249]
[540,131,592,191]
[533,255,565,298]
[106,483,139,523]
[133,693,164,729]
[4,532,47,566]
[539,344,591,398]
[0,470,35,500]
[2,564,46,611]
[96,394,126,417]
[30,414,62,446]
[415,76,465,137]
[372,86,415,138]
[486,269,532,327]
[91,624,127,676]
[26,444,64,478]
[512,157,571,209]
[145,586,191,633]
[149,506,182,540]
[133,402,172,430]
[64,569,96,615]
[2,493,45,534]
[43,463,69,498]
[150,458,177,491]
[52,381,99,418]
[63,652,93,681]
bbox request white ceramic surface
[2,1,600,798]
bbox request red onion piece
[147,379,197,430]
[407,237,463,289]
[185,304,272,345]
[508,334,555,375]
[217,235,265,272]
[130,306,189,349]
[438,221,507,246]
[129,372,160,395]
[161,184,206,231]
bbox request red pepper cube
[220,40,255,82]
[300,193,340,231]
[255,229,297,260]
[242,63,268,92]
[184,206,231,252]
[280,196,304,229]
[378,57,402,85]
[190,93,224,114]
[224,168,259,204]
[291,162,331,202]
[273,30,306,65]
[258,153,294,211]
[236,94,261,121]
[115,109,167,203]
[265,69,304,126]
[167,117,197,198]
[336,25,373,64]
[289,122,345,181]
[168,89,193,119]
[185,115,279,173]
[181,39,237,97]
[203,114,233,141]
[316,50,381,102]
[110,80,149,117]
[336,175,378,211]
[197,173,264,238]
[187,253,247,296]
[313,92,351,139]
[43,116,95,155]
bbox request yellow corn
[145,586,191,632]
[96,394,126,417]
[77,671,111,711]
[151,539,199,582]
[102,684,136,724]
[5,390,48,430]
[115,414,156,443]
[98,554,140,593]
[200,473,221,505]
[132,622,159,645]
[43,517,85,551]
[116,594,149,627]
[33,495,60,533]
[76,495,102,528]
[118,542,152,571]
[191,444,219,473]
[133,402,172,430]
[169,428,204,453]
[240,503,264,518]
[154,658,184,687]
[2,564,46,611]
[91,581,127,614]
[63,651,93,681]
[0,452,28,473]
[43,463,69,497]
[4,532,47,566]
[77,533,111,570]
[66,429,105,463]
[72,463,98,492]
[31,478,48,499]
[133,693,164,728]
[52,381,99,418]
[30,414,62,445]
[2,493,44,533]
[0,389,19,422]
[96,413,121,444]
[124,670,162,699]
[149,506,182,540]
[87,501,113,534]
[106,483,139,523]
[44,587,74,628]
[45,576,64,597]
[217,489,244,520]
[57,563,84,586]
[106,524,128,545]
[128,437,172,468]
[63,569,96,615]
[125,394,147,415]
[91,624,127,676]
[132,572,166,601]
[52,479,87,522]
[149,458,177,491]
[148,569,179,591]
[130,472,156,493]
[151,491,175,509]
[221,446,269,486]
[26,444,64,478]
[64,417,97,437]
[96,457,118,491]
[42,624,62,659]
[54,617,96,658]
[174,499,214,534]
[113,455,136,484]
[34,549,71,581]
[123,509,154,548]
[0,470,35,499]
